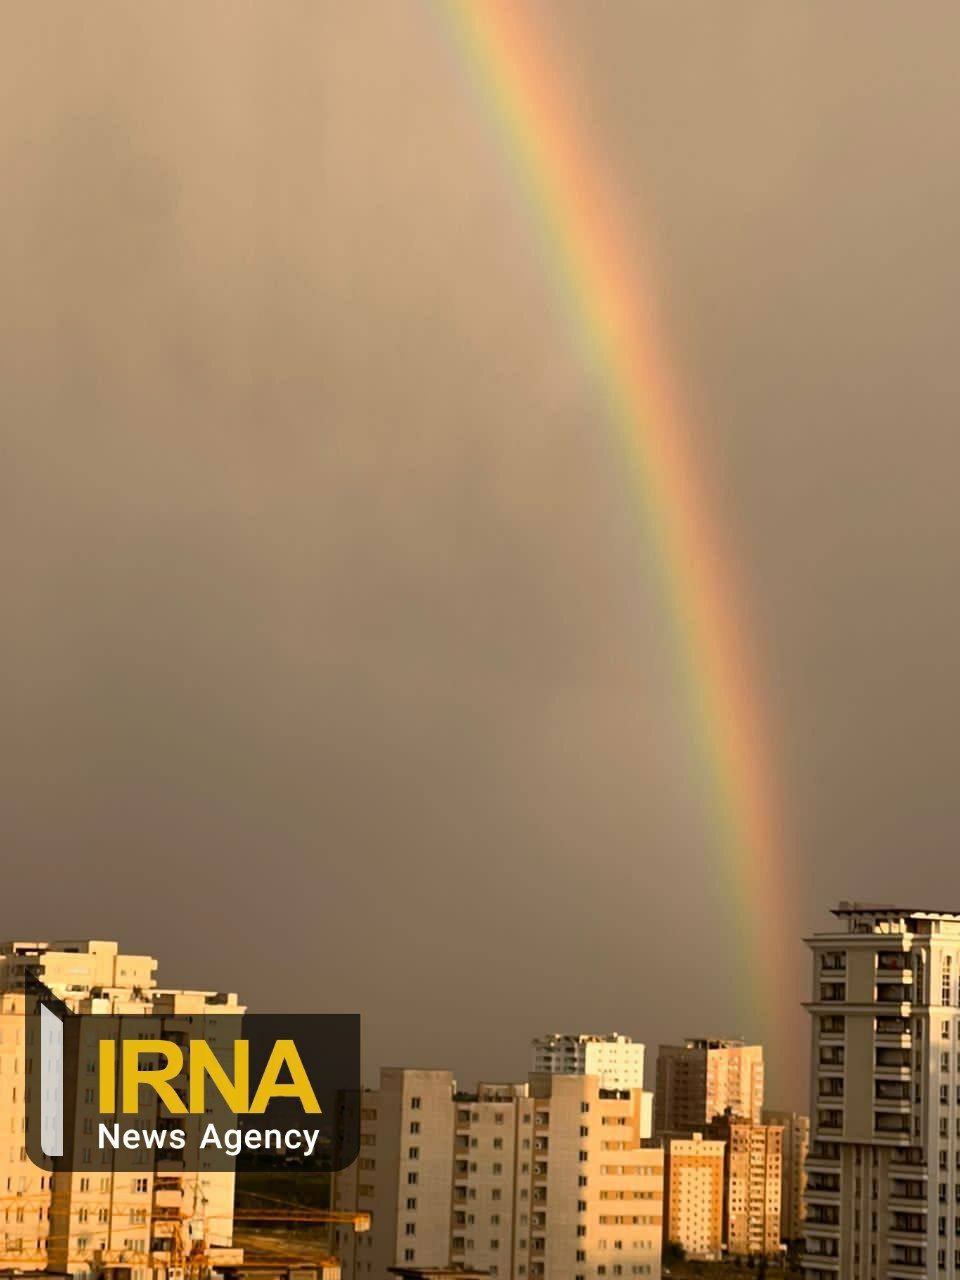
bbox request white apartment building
[804,903,960,1280]
[333,1068,664,1280]
[531,1036,646,1094]
[0,939,243,1280]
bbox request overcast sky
[4,2,960,1109]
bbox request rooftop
[834,902,960,920]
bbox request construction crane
[161,1199,370,1278]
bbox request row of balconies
[818,980,913,1005]
[818,950,912,973]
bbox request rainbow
[440,0,790,1029]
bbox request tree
[664,1240,687,1264]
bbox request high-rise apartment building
[531,1035,646,1093]
[655,1040,764,1135]
[662,1134,725,1261]
[333,1068,664,1280]
[803,903,960,1280]
[333,1069,458,1279]
[0,939,243,1280]
[707,1115,782,1259]
[763,1109,809,1242]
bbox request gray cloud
[5,1,960,1108]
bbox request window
[405,1223,416,1237]
[409,1122,420,1134]
[406,1198,417,1211]
[403,1250,415,1263]
[410,1097,422,1110]
[407,1172,418,1185]
[408,1147,419,1160]
[944,958,954,1007]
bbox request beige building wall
[334,1070,664,1280]
[333,1068,456,1278]
[0,939,242,1280]
[0,990,50,1270]
[762,1108,808,1242]
[655,1040,764,1135]
[707,1116,782,1259]
[662,1134,724,1261]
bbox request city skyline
[7,0,960,1118]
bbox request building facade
[763,1109,809,1242]
[654,1040,764,1136]
[803,903,960,1280]
[531,1036,646,1093]
[0,939,242,1280]
[333,1068,664,1280]
[662,1134,725,1261]
[707,1115,782,1259]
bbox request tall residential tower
[804,904,960,1279]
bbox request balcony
[817,1111,843,1135]
[889,1211,926,1237]
[874,1113,912,1139]
[804,1219,841,1239]
[819,983,846,1003]
[807,1206,840,1227]
[876,1016,913,1045]
[806,1183,840,1204]
[876,978,913,1005]
[889,1245,926,1272]
[875,1047,912,1079]
[889,1181,927,1204]
[152,1206,181,1223]
[802,1237,840,1257]
[801,1261,840,1277]
[875,1080,911,1105]
[153,1189,182,1211]
[890,1150,927,1171]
